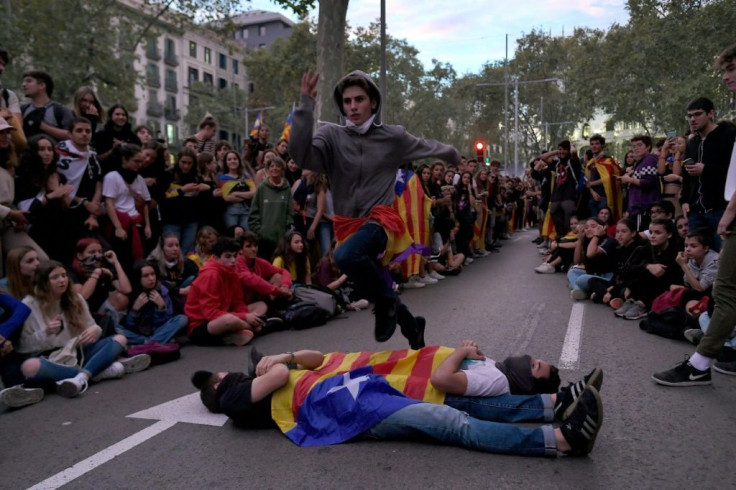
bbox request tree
[184,81,247,136]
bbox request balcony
[146,48,161,61]
[165,79,178,93]
[146,101,164,117]
[164,107,180,121]
[164,53,179,67]
[146,74,161,88]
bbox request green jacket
[248,178,293,247]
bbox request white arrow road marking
[28,393,226,489]
[559,302,585,370]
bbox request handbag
[45,336,84,368]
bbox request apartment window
[259,25,266,36]
[189,41,197,58]
[204,47,211,64]
[166,122,178,145]
[218,52,227,70]
[241,28,248,39]
[165,38,175,57]
[203,72,213,86]
[232,59,239,75]
[218,78,227,89]
[188,67,199,86]
[165,69,177,92]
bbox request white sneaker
[347,299,370,310]
[534,262,555,274]
[429,270,446,280]
[120,354,152,374]
[92,361,125,382]
[403,276,426,289]
[418,275,438,285]
[56,373,89,398]
[464,257,474,265]
[0,385,44,408]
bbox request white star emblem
[327,373,370,400]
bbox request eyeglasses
[685,111,706,120]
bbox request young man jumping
[290,70,461,348]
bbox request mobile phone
[682,157,694,166]
[666,130,676,140]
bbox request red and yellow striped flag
[393,172,432,278]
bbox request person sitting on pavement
[192,346,604,457]
[146,233,199,315]
[313,239,368,311]
[187,226,219,269]
[567,217,618,300]
[16,261,150,399]
[272,230,312,285]
[0,246,41,299]
[614,218,683,320]
[235,231,293,311]
[535,215,580,274]
[185,237,266,347]
[0,292,37,408]
[118,262,188,346]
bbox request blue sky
[243,0,631,74]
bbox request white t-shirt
[461,358,510,397]
[102,171,150,218]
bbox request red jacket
[236,254,292,304]
[185,258,249,334]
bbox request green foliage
[183,81,247,135]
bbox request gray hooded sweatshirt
[290,70,460,219]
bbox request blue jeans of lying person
[365,396,557,457]
[333,223,396,304]
[567,267,614,293]
[25,336,126,385]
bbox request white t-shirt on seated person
[460,358,510,397]
[102,171,150,218]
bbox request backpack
[639,307,689,340]
[127,342,181,365]
[292,284,341,317]
[283,301,331,330]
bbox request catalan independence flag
[217,174,255,198]
[587,156,623,221]
[280,104,294,141]
[272,346,453,446]
[392,170,432,277]
[541,173,557,240]
[249,110,263,138]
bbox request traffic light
[475,141,484,161]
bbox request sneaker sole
[560,368,604,420]
[0,387,44,408]
[121,354,152,374]
[712,364,736,376]
[624,313,648,320]
[56,380,86,398]
[580,386,603,456]
[651,375,712,386]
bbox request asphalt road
[2,230,735,489]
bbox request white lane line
[28,420,177,490]
[559,302,585,370]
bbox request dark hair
[649,218,675,236]
[716,43,736,69]
[199,117,216,130]
[589,134,605,145]
[212,237,240,257]
[133,124,151,136]
[557,140,571,152]
[19,134,58,191]
[130,260,160,298]
[686,229,711,248]
[69,116,92,131]
[272,231,310,282]
[630,134,652,149]
[617,217,637,233]
[239,231,259,247]
[197,151,215,172]
[336,75,379,114]
[686,97,715,113]
[597,206,614,225]
[586,217,605,226]
[0,47,9,65]
[107,104,130,127]
[173,147,199,183]
[110,143,142,173]
[650,199,675,217]
[192,371,221,413]
[22,70,54,97]
[532,365,561,394]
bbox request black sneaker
[408,316,426,350]
[559,386,603,456]
[260,317,287,334]
[713,360,736,376]
[652,359,711,386]
[374,297,398,342]
[554,367,603,421]
[717,347,736,363]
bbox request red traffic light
[475,141,484,151]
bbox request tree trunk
[316,0,349,124]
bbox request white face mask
[345,114,376,134]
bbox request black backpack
[283,301,331,330]
[639,307,689,340]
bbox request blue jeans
[306,218,334,257]
[25,336,125,384]
[588,195,608,221]
[688,210,725,252]
[334,223,395,303]
[567,268,614,292]
[365,402,557,457]
[224,203,250,231]
[444,393,555,422]
[117,315,188,345]
[162,222,198,255]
